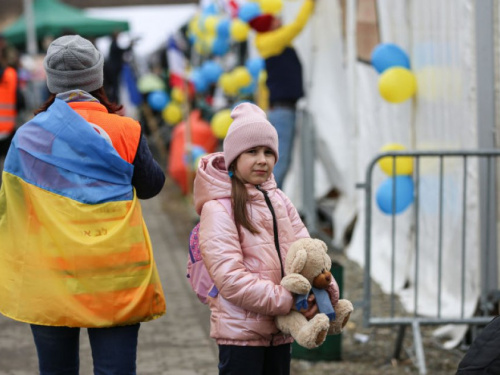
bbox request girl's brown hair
[34,87,123,115]
[229,162,260,235]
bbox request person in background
[104,30,135,104]
[0,35,166,374]
[0,34,19,182]
[250,0,317,189]
[193,102,339,375]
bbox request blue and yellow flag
[0,99,165,327]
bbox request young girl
[193,102,339,375]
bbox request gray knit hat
[223,102,279,169]
[44,35,104,93]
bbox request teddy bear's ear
[289,249,308,273]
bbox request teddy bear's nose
[325,273,331,283]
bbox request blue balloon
[202,3,218,16]
[238,2,261,22]
[147,90,169,111]
[240,82,256,95]
[245,57,264,78]
[184,145,207,167]
[212,37,230,56]
[217,18,231,38]
[201,60,224,83]
[190,69,210,93]
[371,43,411,74]
[376,176,414,215]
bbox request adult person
[251,0,316,189]
[104,31,135,103]
[0,35,166,374]
[0,34,19,181]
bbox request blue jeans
[30,323,140,375]
[267,107,296,189]
[218,344,291,375]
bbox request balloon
[230,19,250,42]
[202,3,218,16]
[147,90,169,111]
[219,73,239,96]
[240,82,256,95]
[190,69,210,93]
[260,0,283,15]
[137,74,165,93]
[193,155,204,171]
[376,176,415,215]
[210,109,233,139]
[245,57,265,78]
[371,43,411,74]
[238,2,261,22]
[171,87,185,103]
[378,67,417,103]
[378,143,413,176]
[204,15,218,34]
[217,17,231,38]
[212,37,230,56]
[232,66,253,88]
[184,145,207,168]
[201,60,224,84]
[162,102,183,125]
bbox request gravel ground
[160,175,466,375]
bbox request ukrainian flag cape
[0,99,165,327]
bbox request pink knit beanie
[223,102,279,169]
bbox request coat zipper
[256,185,285,347]
[255,185,284,278]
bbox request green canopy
[1,0,129,48]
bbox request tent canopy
[1,0,129,48]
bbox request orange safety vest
[0,99,166,328]
[0,66,17,136]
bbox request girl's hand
[300,294,319,320]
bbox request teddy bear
[275,238,354,349]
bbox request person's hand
[300,294,319,320]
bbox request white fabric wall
[287,0,481,321]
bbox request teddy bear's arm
[281,273,311,295]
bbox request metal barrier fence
[357,150,500,375]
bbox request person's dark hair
[229,161,260,235]
[34,87,123,115]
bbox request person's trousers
[267,107,297,189]
[218,344,291,375]
[30,323,140,375]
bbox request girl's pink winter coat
[193,152,310,346]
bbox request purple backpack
[186,198,232,304]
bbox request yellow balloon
[219,73,239,96]
[204,16,218,34]
[193,154,206,171]
[230,19,250,42]
[378,143,413,176]
[260,0,283,15]
[232,66,252,88]
[378,67,417,103]
[171,87,185,103]
[210,109,233,139]
[162,102,183,125]
[194,38,213,56]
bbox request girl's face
[234,146,276,185]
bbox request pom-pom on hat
[44,34,104,94]
[223,102,279,169]
[249,14,275,33]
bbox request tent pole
[23,0,38,55]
